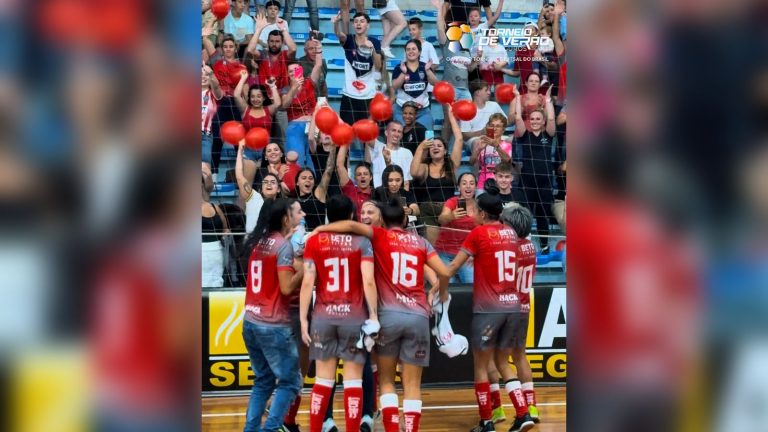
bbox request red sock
[380,393,400,432]
[474,382,493,421]
[490,383,502,410]
[283,393,301,425]
[344,380,364,432]
[403,399,422,432]
[372,368,379,412]
[505,380,529,417]
[522,382,536,406]
[309,378,334,432]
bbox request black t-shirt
[298,192,327,231]
[518,130,555,173]
[372,187,417,206]
[448,0,491,24]
[309,145,342,198]
[401,123,427,155]
[499,190,527,207]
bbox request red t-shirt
[372,226,437,317]
[258,50,290,91]
[244,232,295,325]
[558,61,567,103]
[341,181,372,221]
[242,107,272,132]
[212,58,244,97]
[304,233,374,322]
[434,196,478,255]
[285,79,317,121]
[515,238,537,312]
[281,162,302,196]
[512,48,536,86]
[460,222,521,313]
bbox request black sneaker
[282,424,301,432]
[359,423,371,432]
[508,413,535,432]
[470,419,495,432]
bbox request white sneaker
[321,418,338,432]
[360,414,374,432]
[381,46,395,58]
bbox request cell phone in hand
[294,65,304,78]
[486,127,495,139]
[458,198,466,211]
[424,130,434,141]
[399,196,407,207]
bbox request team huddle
[242,188,539,432]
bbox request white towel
[431,295,469,357]
[355,319,381,352]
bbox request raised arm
[486,0,504,27]
[280,23,297,59]
[513,86,526,137]
[332,12,347,45]
[233,70,249,114]
[446,106,464,169]
[544,87,556,137]
[552,2,566,57]
[265,79,281,115]
[202,20,217,59]
[314,145,336,203]
[432,0,447,45]
[281,76,304,109]
[310,50,323,85]
[204,64,224,100]
[235,141,254,201]
[246,14,269,56]
[410,140,430,180]
[336,142,352,186]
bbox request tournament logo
[446,22,473,54]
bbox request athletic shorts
[340,95,372,125]
[471,312,529,351]
[309,318,367,365]
[375,310,430,367]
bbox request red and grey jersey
[244,232,295,325]
[304,232,374,322]
[372,227,436,317]
[515,238,537,312]
[460,222,522,313]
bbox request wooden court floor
[203,385,566,431]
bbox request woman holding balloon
[233,70,281,186]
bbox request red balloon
[211,0,230,20]
[245,127,270,150]
[221,121,246,145]
[353,119,379,142]
[369,97,393,122]
[451,100,477,121]
[495,83,515,104]
[372,92,386,104]
[433,81,455,104]
[331,123,355,146]
[315,107,339,134]
[556,240,566,251]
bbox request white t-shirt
[245,189,264,234]
[369,140,414,188]
[471,23,489,48]
[420,39,440,92]
[473,43,509,69]
[224,13,255,43]
[459,101,507,133]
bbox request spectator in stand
[552,1,567,105]
[446,0,498,25]
[392,39,437,129]
[298,35,328,97]
[202,13,219,63]
[307,105,342,196]
[467,3,503,42]
[294,151,335,230]
[365,121,413,189]
[256,1,289,48]
[538,25,559,97]
[407,18,440,75]
[518,71,545,131]
[553,105,566,232]
[236,142,284,233]
[242,52,261,98]
[202,64,223,172]
[332,12,382,126]
[512,83,557,253]
[221,0,255,59]
[282,0,319,34]
[473,29,509,89]
[336,145,374,221]
[460,79,507,149]
[210,34,244,173]
[249,15,296,93]
[202,165,229,288]
[487,161,525,207]
[500,23,544,85]
[435,172,479,283]
[469,113,512,190]
[202,1,221,47]
[373,165,420,218]
[233,70,282,185]
[410,107,463,244]
[374,0,408,59]
[537,2,555,29]
[281,61,321,171]
[255,142,299,197]
[400,101,427,155]
[434,0,478,141]
[339,0,366,36]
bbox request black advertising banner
[202,285,566,394]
